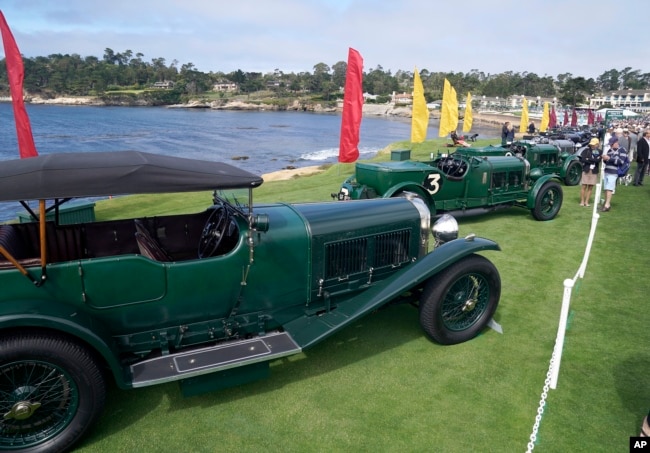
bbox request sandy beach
[262,165,325,181]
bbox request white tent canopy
[595,108,639,117]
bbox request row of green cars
[336,139,582,221]
[0,138,576,451]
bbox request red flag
[571,109,577,127]
[563,110,569,126]
[0,11,38,159]
[338,48,363,163]
[587,109,594,125]
[549,106,557,128]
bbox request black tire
[531,180,563,221]
[419,254,501,345]
[564,160,582,186]
[0,332,106,453]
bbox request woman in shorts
[579,138,602,207]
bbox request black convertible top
[0,151,264,202]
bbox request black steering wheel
[198,206,230,258]
[440,156,465,177]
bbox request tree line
[1,47,648,107]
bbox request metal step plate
[130,331,301,388]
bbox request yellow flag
[438,79,459,137]
[540,102,549,132]
[411,67,429,143]
[462,92,473,133]
[519,97,529,133]
[449,85,459,132]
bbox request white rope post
[549,278,574,389]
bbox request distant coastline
[0,95,516,128]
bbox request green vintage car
[336,150,563,221]
[457,140,582,186]
[0,151,501,452]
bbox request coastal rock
[361,103,411,117]
[28,96,104,106]
[168,100,210,108]
[212,100,265,110]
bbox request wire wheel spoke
[0,361,77,447]
[441,274,489,330]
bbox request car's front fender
[560,155,580,176]
[284,236,500,349]
[383,182,433,204]
[526,174,561,208]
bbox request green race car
[457,140,583,186]
[0,151,501,452]
[336,149,564,221]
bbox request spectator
[506,123,515,143]
[601,136,628,212]
[501,121,511,145]
[628,127,639,161]
[579,138,602,206]
[633,130,650,186]
[603,126,614,150]
[527,121,535,134]
[619,129,632,157]
[450,131,471,147]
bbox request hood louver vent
[325,238,368,279]
[374,230,410,267]
[324,229,411,281]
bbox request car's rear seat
[0,225,41,269]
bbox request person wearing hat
[579,137,602,206]
[601,135,629,211]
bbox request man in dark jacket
[633,130,650,186]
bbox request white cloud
[1,0,646,78]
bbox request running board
[129,331,301,388]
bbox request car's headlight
[432,214,458,247]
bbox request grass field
[74,139,650,452]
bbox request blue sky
[0,0,646,80]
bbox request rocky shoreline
[14,95,514,126]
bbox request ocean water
[0,104,500,220]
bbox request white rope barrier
[526,175,604,452]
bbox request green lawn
[75,139,650,452]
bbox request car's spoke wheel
[0,333,106,452]
[532,180,563,221]
[564,160,582,186]
[419,254,500,345]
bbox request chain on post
[526,344,557,453]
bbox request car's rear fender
[0,305,127,387]
[284,236,500,349]
[526,174,561,208]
